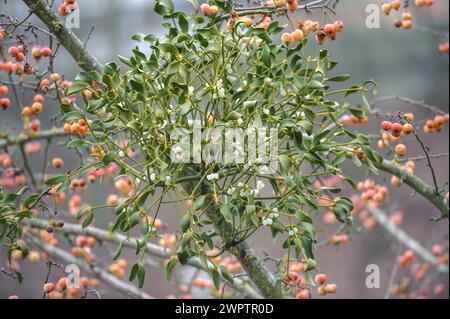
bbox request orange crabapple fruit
[0,85,8,95]
[402,20,413,29]
[381,120,393,131]
[402,123,414,134]
[43,283,56,294]
[52,158,64,169]
[391,0,401,10]
[394,144,407,156]
[405,112,415,122]
[315,273,327,285]
[287,0,298,11]
[291,29,304,41]
[281,32,293,43]
[324,283,337,294]
[382,3,392,15]
[50,73,60,82]
[0,97,10,110]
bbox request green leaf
[154,0,173,15]
[180,214,191,233]
[67,139,88,149]
[194,195,206,210]
[356,134,371,146]
[361,94,372,117]
[17,241,29,258]
[66,82,89,95]
[212,267,221,290]
[219,265,234,285]
[325,74,350,82]
[23,194,39,208]
[160,43,178,59]
[112,241,124,260]
[82,211,94,228]
[219,204,232,223]
[178,14,189,33]
[261,44,271,68]
[45,174,68,186]
[137,264,146,288]
[166,258,177,281]
[333,151,347,166]
[129,263,140,282]
[61,110,84,122]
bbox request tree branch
[377,159,449,218]
[366,205,448,273]
[21,0,102,73]
[26,218,262,299]
[31,238,154,299]
[0,128,67,148]
[198,184,284,299]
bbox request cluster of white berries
[206,173,220,181]
[149,168,157,182]
[262,207,280,226]
[288,227,298,237]
[262,217,273,226]
[165,176,172,185]
[188,86,195,96]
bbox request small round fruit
[52,158,64,169]
[402,124,413,134]
[395,144,407,156]
[315,273,327,285]
[50,73,60,82]
[43,283,55,294]
[381,121,392,131]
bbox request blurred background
[0,0,449,299]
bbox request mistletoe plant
[38,2,383,297]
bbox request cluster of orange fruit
[380,120,414,137]
[31,46,53,61]
[357,179,389,206]
[329,234,350,245]
[63,118,90,138]
[382,0,435,29]
[315,273,337,297]
[42,276,99,299]
[281,20,344,45]
[423,114,449,134]
[341,115,369,126]
[21,94,45,116]
[71,236,96,263]
[109,259,128,279]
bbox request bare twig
[366,205,448,273]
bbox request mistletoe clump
[52,1,382,296]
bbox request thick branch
[0,128,67,148]
[27,218,262,299]
[366,205,448,273]
[198,184,283,299]
[377,159,449,218]
[21,0,102,73]
[32,238,154,299]
[222,0,334,19]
